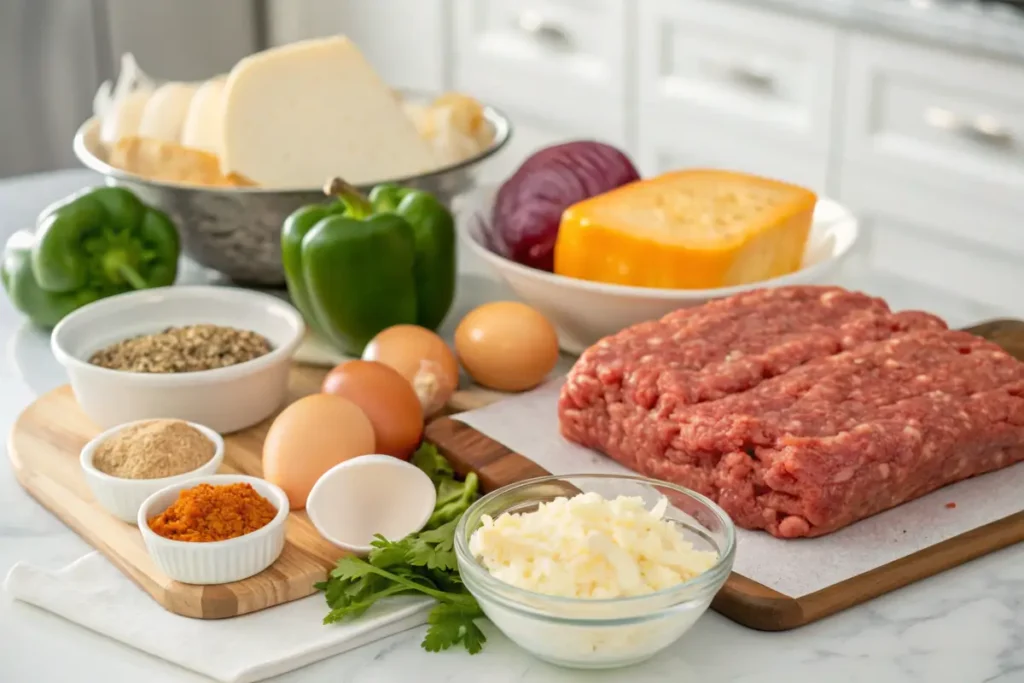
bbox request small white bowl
[306,455,437,555]
[138,474,289,585]
[458,186,860,355]
[80,419,225,523]
[51,285,305,433]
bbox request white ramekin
[80,419,225,523]
[138,474,289,585]
[51,285,305,434]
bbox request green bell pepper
[1,232,97,328]
[367,184,456,330]
[282,178,457,355]
[1,186,181,328]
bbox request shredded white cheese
[468,492,718,599]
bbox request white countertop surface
[1,170,1023,683]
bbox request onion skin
[361,324,460,417]
[491,141,640,272]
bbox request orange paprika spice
[148,482,277,542]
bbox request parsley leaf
[317,444,485,654]
[411,442,453,485]
[367,535,410,568]
[423,602,487,654]
[329,556,378,581]
[427,472,479,529]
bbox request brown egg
[262,393,376,510]
[321,360,424,459]
[362,325,460,417]
[454,301,560,392]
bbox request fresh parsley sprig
[316,443,486,654]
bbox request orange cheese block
[553,169,817,290]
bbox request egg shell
[262,393,376,510]
[306,454,437,555]
[321,360,424,459]
[455,301,560,392]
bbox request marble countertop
[748,0,1024,63]
[1,170,1023,683]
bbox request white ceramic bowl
[306,454,437,555]
[80,419,225,523]
[138,474,289,585]
[51,285,305,433]
[458,186,860,354]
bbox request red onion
[491,141,640,272]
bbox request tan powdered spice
[93,419,216,479]
[88,324,272,373]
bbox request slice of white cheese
[219,36,439,189]
[180,76,227,154]
[137,82,198,143]
[99,88,153,149]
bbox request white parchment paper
[454,379,1024,598]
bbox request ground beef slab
[558,285,1024,538]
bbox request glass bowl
[453,474,736,669]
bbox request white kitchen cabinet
[636,0,839,191]
[637,0,839,149]
[265,0,447,92]
[839,168,1023,315]
[636,117,830,191]
[842,32,1024,215]
[837,32,1024,311]
[452,0,629,148]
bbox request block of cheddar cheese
[553,169,817,290]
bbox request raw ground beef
[558,285,1024,538]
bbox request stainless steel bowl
[72,101,512,286]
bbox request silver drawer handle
[722,64,776,91]
[972,114,1014,145]
[925,107,1015,147]
[516,10,572,50]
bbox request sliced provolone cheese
[99,88,154,149]
[181,77,227,154]
[137,82,197,143]
[219,36,438,189]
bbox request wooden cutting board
[425,319,1024,631]
[5,362,515,619]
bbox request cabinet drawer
[638,125,829,192]
[843,33,1024,210]
[638,0,838,150]
[453,0,627,142]
[840,170,1023,315]
[865,216,1021,316]
[840,158,1024,258]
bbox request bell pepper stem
[117,263,148,290]
[324,177,373,219]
